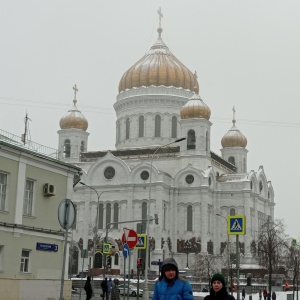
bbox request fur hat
[211,273,225,286]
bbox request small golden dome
[118,27,199,94]
[60,99,88,131]
[221,109,247,148]
[180,93,211,120]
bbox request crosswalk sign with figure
[103,243,111,254]
[134,234,147,249]
[228,215,246,235]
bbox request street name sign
[228,215,246,235]
[36,243,58,252]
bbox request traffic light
[154,213,159,225]
[137,258,142,269]
[107,255,111,268]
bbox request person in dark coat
[152,257,194,300]
[111,278,120,300]
[271,292,276,300]
[263,289,267,300]
[101,278,108,300]
[84,276,93,300]
[242,288,246,300]
[204,273,235,300]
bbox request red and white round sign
[122,228,138,249]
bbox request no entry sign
[122,228,138,249]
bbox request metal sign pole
[236,235,240,300]
[127,250,131,300]
[123,256,126,300]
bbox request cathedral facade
[58,19,274,276]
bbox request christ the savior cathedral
[57,14,275,276]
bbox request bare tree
[194,253,220,287]
[257,218,288,293]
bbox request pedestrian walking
[259,289,262,300]
[107,278,113,300]
[84,276,93,300]
[267,292,271,300]
[263,288,267,300]
[204,273,235,300]
[272,291,276,300]
[111,278,120,300]
[242,288,245,300]
[152,257,194,300]
[101,278,108,300]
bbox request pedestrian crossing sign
[228,215,246,235]
[103,243,111,254]
[134,234,147,250]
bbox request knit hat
[211,273,225,286]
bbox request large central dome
[118,27,199,94]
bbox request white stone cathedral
[57,16,274,276]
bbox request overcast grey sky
[1,1,300,239]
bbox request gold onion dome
[180,92,211,120]
[118,25,199,94]
[60,85,88,131]
[221,108,247,148]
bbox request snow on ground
[193,291,293,299]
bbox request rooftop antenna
[21,112,31,145]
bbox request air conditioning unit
[43,183,56,196]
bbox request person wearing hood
[152,257,194,300]
[84,276,93,300]
[204,273,235,300]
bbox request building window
[80,141,85,153]
[187,130,196,150]
[72,204,77,229]
[63,139,71,158]
[104,167,115,180]
[139,116,144,138]
[155,115,161,137]
[187,205,193,231]
[228,156,235,165]
[113,203,119,229]
[171,116,177,138]
[114,253,119,266]
[0,245,3,271]
[0,172,7,211]
[185,175,194,184]
[140,171,149,181]
[24,179,34,216]
[126,118,130,140]
[206,131,209,151]
[259,181,263,193]
[116,122,120,143]
[98,203,104,229]
[20,249,30,273]
[106,203,111,225]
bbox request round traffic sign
[58,199,75,229]
[122,228,138,249]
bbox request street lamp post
[183,240,192,268]
[143,137,186,300]
[216,213,230,290]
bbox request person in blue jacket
[152,257,194,300]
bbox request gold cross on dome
[73,84,78,100]
[157,7,163,27]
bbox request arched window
[106,203,111,225]
[206,131,209,151]
[230,208,236,216]
[98,203,104,229]
[80,141,85,153]
[187,205,193,231]
[259,181,263,193]
[228,156,235,165]
[114,253,119,266]
[126,118,130,140]
[63,139,71,158]
[113,203,119,229]
[243,157,246,172]
[187,130,196,150]
[139,116,144,137]
[94,252,103,268]
[155,115,161,137]
[171,116,177,138]
[116,122,120,143]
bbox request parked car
[118,284,143,297]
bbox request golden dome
[221,119,247,148]
[118,27,199,94]
[180,93,211,120]
[60,99,88,131]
